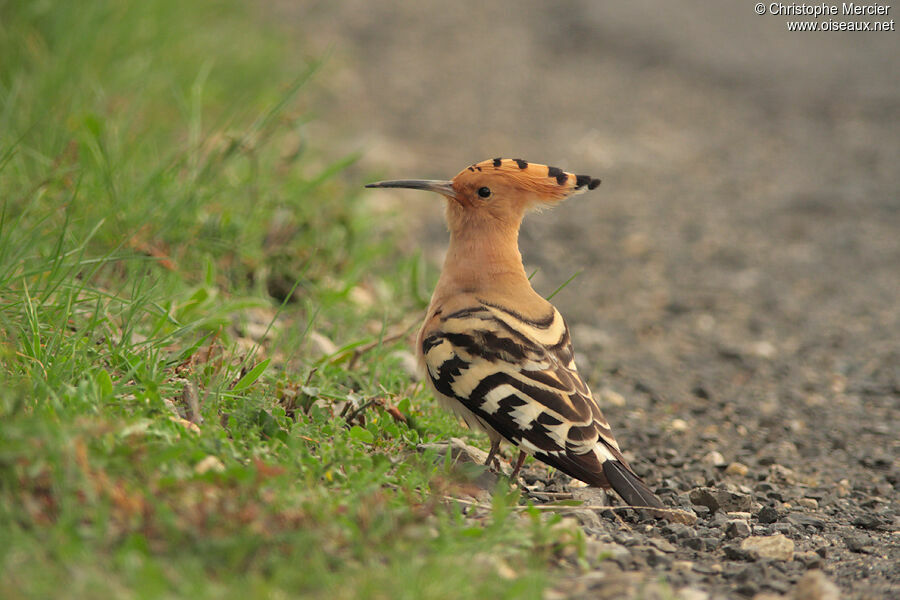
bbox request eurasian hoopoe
[366,158,663,508]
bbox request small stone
[692,505,711,519]
[725,462,750,476]
[701,537,721,551]
[598,386,627,407]
[702,450,726,466]
[693,562,723,575]
[795,551,823,568]
[835,479,851,497]
[683,537,704,551]
[669,418,689,432]
[662,523,694,539]
[570,508,603,530]
[791,569,840,600]
[740,534,795,561]
[648,537,677,553]
[690,488,720,512]
[727,511,752,520]
[757,506,780,524]
[724,544,754,561]
[734,563,766,583]
[710,512,729,527]
[786,513,826,530]
[796,498,818,510]
[843,532,870,553]
[672,560,695,572]
[772,523,794,535]
[690,487,752,514]
[851,514,885,530]
[585,541,631,564]
[643,547,673,567]
[725,519,752,538]
[768,464,797,485]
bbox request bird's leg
[484,439,501,472]
[510,451,527,483]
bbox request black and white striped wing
[422,301,662,508]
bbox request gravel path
[274,2,899,597]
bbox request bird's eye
[477,186,492,199]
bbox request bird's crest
[455,158,601,202]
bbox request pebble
[571,508,603,530]
[791,570,840,600]
[598,386,627,407]
[835,479,851,497]
[692,562,723,575]
[723,545,754,561]
[725,519,752,538]
[851,514,885,530]
[786,513,826,530]
[689,487,753,514]
[701,537,721,552]
[702,451,726,466]
[662,523,695,539]
[796,497,818,510]
[772,523,794,535]
[669,418,690,432]
[683,537,704,551]
[692,505,711,519]
[733,563,766,583]
[768,464,798,485]
[585,541,631,565]
[795,551,823,568]
[643,547,673,567]
[672,560,694,572]
[757,506,780,524]
[649,537,678,553]
[726,511,752,520]
[843,532,871,553]
[740,534,795,561]
[725,462,749,476]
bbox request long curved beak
[365,179,456,199]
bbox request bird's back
[418,289,663,508]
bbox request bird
[366,157,663,508]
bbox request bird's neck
[433,221,534,301]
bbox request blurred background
[284,0,899,402]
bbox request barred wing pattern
[422,301,663,508]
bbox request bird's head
[366,158,600,234]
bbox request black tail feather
[602,459,664,508]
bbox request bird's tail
[602,459,664,508]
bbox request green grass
[0,1,580,598]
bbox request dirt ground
[273,2,898,597]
